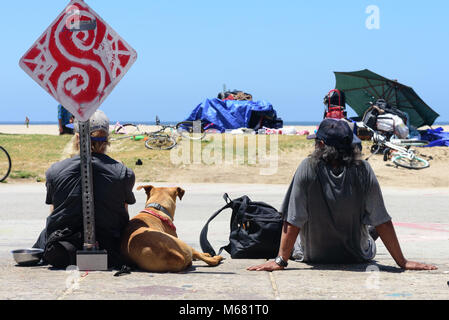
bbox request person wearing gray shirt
[248,119,437,271]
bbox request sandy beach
[0,124,62,135]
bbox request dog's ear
[137,185,154,195]
[176,187,185,201]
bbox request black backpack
[43,228,83,269]
[200,194,283,259]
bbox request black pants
[33,228,124,269]
[33,229,47,249]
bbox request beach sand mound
[160,144,449,188]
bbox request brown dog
[121,185,223,272]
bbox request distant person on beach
[25,116,29,128]
[58,104,74,135]
[248,118,437,272]
[33,110,136,269]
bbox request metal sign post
[19,0,137,271]
[76,121,108,270]
[79,121,95,247]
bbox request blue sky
[0,0,448,123]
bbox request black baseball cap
[307,118,361,150]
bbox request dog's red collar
[141,209,176,231]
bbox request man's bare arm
[376,220,437,270]
[278,222,300,261]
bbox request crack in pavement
[268,270,280,300]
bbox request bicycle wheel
[0,146,12,182]
[144,134,177,150]
[115,123,140,135]
[392,154,429,170]
[176,121,206,141]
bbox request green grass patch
[0,134,72,182]
[9,170,37,179]
[177,134,311,165]
[0,133,316,182]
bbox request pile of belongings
[361,99,410,139]
[419,127,449,147]
[229,127,309,136]
[217,90,253,101]
[184,98,283,133]
[323,89,347,120]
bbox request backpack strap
[218,196,253,256]
[199,193,234,256]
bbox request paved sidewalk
[0,183,448,300]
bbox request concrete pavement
[0,183,448,300]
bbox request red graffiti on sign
[19,0,137,121]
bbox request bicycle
[0,146,12,182]
[109,121,142,142]
[109,118,176,149]
[357,122,430,170]
[144,117,215,150]
[144,117,178,150]
[112,121,140,136]
[175,120,216,141]
[110,117,215,150]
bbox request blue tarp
[184,98,279,132]
[419,127,449,147]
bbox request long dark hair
[310,141,362,167]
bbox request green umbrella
[334,69,439,128]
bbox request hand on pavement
[247,261,284,272]
[401,260,437,271]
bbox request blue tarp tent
[184,98,282,132]
[419,127,449,147]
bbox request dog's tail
[192,249,223,267]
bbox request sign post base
[76,250,108,271]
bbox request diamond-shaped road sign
[19,0,137,121]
